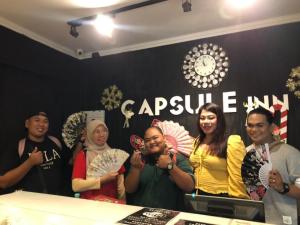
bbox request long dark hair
[194,103,227,158]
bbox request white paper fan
[156,120,193,156]
[258,144,272,189]
[259,163,272,189]
[87,149,129,178]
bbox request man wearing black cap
[16,111,65,195]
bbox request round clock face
[182,43,230,89]
[194,55,216,76]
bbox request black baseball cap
[26,111,49,120]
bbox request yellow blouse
[189,135,249,199]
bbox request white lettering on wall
[254,95,270,109]
[155,97,168,115]
[195,93,212,113]
[272,94,289,110]
[246,94,289,111]
[170,96,184,115]
[138,99,154,116]
[120,92,289,117]
[121,100,135,116]
[185,95,194,114]
[223,91,237,112]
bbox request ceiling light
[94,15,115,37]
[182,0,192,12]
[226,0,256,9]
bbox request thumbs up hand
[28,147,43,166]
[156,143,173,169]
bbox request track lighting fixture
[67,0,167,38]
[69,24,80,38]
[182,0,192,12]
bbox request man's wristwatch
[167,162,174,171]
[278,182,290,194]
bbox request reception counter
[0,191,272,225]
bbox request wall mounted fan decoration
[241,144,272,200]
[87,149,129,178]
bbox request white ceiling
[1,0,300,59]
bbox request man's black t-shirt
[19,136,64,195]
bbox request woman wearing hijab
[72,120,126,202]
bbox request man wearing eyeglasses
[246,107,300,225]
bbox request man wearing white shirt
[246,107,300,225]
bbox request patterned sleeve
[227,135,249,199]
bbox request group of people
[0,104,299,225]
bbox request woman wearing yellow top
[189,103,249,199]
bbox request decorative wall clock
[182,43,230,89]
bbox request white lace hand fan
[259,163,272,189]
[87,149,129,178]
[155,120,194,156]
[258,144,272,189]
